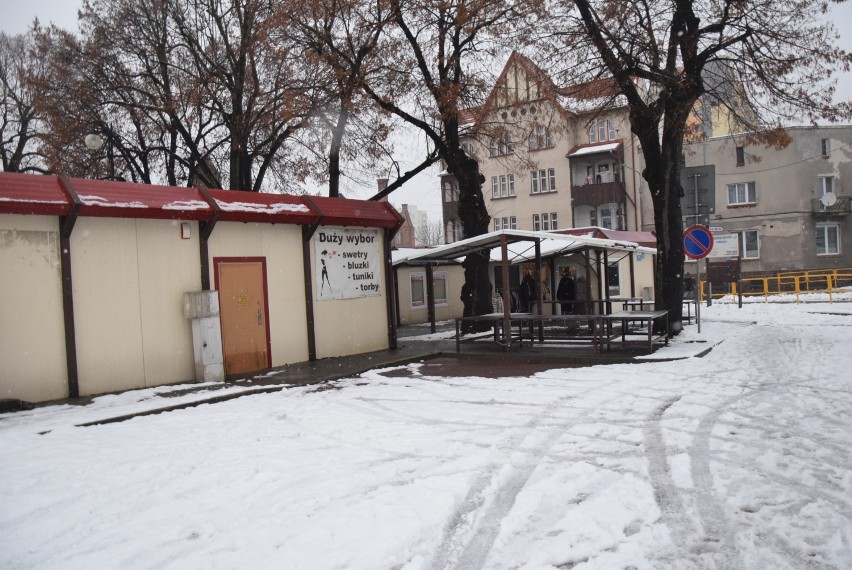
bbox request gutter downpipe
[57,176,82,398]
[300,196,323,361]
[197,187,221,291]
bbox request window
[727,182,757,205]
[494,217,502,231]
[816,225,840,255]
[509,216,517,229]
[588,118,617,144]
[494,216,511,232]
[411,273,425,307]
[528,126,554,151]
[590,209,597,227]
[492,174,515,198]
[596,163,610,184]
[530,171,539,194]
[819,175,834,196]
[410,271,448,307]
[736,146,745,166]
[539,170,548,193]
[542,212,550,231]
[433,272,448,304]
[736,229,760,259]
[548,168,556,191]
[531,169,555,193]
[551,212,558,230]
[600,207,613,229]
[490,134,513,157]
[533,213,541,231]
[821,138,830,157]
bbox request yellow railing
[699,268,852,303]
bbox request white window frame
[508,174,516,196]
[816,224,840,256]
[509,216,517,229]
[551,212,558,230]
[494,217,502,231]
[491,176,498,199]
[607,120,617,140]
[597,120,606,143]
[530,171,539,194]
[727,182,757,205]
[588,123,597,144]
[533,213,541,231]
[819,175,834,196]
[821,138,830,157]
[548,168,556,192]
[542,212,550,231]
[736,229,760,259]
[411,273,425,308]
[500,174,507,197]
[539,169,548,192]
[433,271,448,305]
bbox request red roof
[0,173,402,230]
[0,173,72,217]
[308,195,403,229]
[207,188,315,225]
[75,178,213,221]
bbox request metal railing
[699,267,852,303]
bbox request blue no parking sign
[683,225,714,260]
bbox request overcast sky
[2,0,851,220]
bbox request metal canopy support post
[584,246,593,314]
[603,250,610,313]
[629,253,636,297]
[500,234,511,350]
[534,239,544,341]
[57,176,82,398]
[425,264,436,334]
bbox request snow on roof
[567,142,621,157]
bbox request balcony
[811,195,851,216]
[571,172,626,208]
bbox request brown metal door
[216,259,270,375]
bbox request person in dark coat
[518,269,537,313]
[556,268,576,314]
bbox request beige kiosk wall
[208,222,309,366]
[72,217,198,396]
[0,215,67,402]
[395,265,465,325]
[311,226,388,359]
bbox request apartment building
[440,52,645,243]
[678,125,852,274]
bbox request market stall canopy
[399,229,654,265]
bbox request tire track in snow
[427,378,622,570]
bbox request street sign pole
[683,225,714,334]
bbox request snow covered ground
[2,300,851,569]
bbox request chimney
[376,178,388,201]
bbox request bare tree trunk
[328,97,350,198]
[450,153,492,333]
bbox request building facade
[441,52,646,244]
[678,126,852,274]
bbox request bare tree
[545,0,852,332]
[357,0,539,329]
[0,31,47,174]
[415,219,444,247]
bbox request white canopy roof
[567,142,621,157]
[394,229,654,266]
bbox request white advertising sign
[315,227,382,300]
[708,233,739,258]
